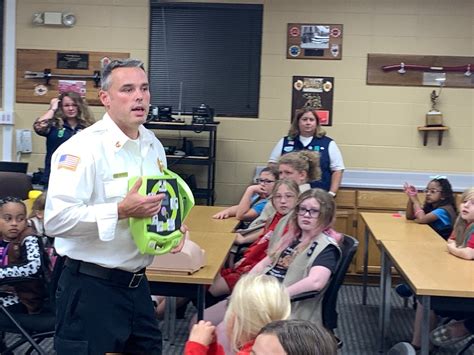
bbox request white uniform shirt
[268,137,345,171]
[44,113,167,272]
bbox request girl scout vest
[267,213,293,254]
[459,222,474,247]
[430,205,457,240]
[281,135,332,191]
[265,233,341,325]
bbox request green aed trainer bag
[129,168,195,255]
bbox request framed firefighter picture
[287,23,343,60]
[291,76,334,126]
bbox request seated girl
[446,187,474,260]
[0,197,46,314]
[202,189,341,334]
[404,177,457,239]
[208,179,299,298]
[396,177,458,298]
[184,274,290,355]
[28,191,47,237]
[251,188,341,326]
[237,150,321,242]
[28,191,57,271]
[212,166,278,223]
[430,187,474,348]
[253,319,338,355]
[392,187,474,352]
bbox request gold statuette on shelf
[425,89,443,126]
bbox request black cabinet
[144,122,218,205]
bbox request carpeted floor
[5,285,473,354]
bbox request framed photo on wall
[287,23,343,60]
[291,76,334,126]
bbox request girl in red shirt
[209,179,299,297]
[447,187,474,259]
[184,274,291,355]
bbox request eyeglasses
[296,206,320,218]
[256,178,275,185]
[273,193,297,201]
[423,189,442,194]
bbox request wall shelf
[417,126,449,146]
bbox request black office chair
[0,255,64,355]
[291,235,359,348]
[0,172,33,200]
[458,337,474,355]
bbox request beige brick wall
[11,0,474,205]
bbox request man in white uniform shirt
[45,59,167,354]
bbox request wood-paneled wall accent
[334,189,356,208]
[367,53,474,88]
[16,49,129,106]
[357,190,407,210]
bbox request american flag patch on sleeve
[58,154,80,171]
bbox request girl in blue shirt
[404,177,457,240]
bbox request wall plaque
[287,23,343,60]
[57,53,89,70]
[291,76,334,126]
[17,49,129,106]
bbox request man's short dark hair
[101,59,145,90]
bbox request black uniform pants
[54,265,162,355]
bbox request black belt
[65,258,145,288]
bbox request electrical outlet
[0,111,14,124]
[16,129,33,153]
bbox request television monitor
[0,161,28,174]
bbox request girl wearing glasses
[212,166,278,223]
[33,92,95,187]
[250,188,341,326]
[209,179,299,298]
[200,189,340,353]
[245,150,321,235]
[403,177,457,239]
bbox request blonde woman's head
[224,274,291,352]
[278,150,321,184]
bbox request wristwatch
[328,191,336,198]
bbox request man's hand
[188,320,216,346]
[118,178,165,219]
[170,225,189,253]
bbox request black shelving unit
[144,121,218,205]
